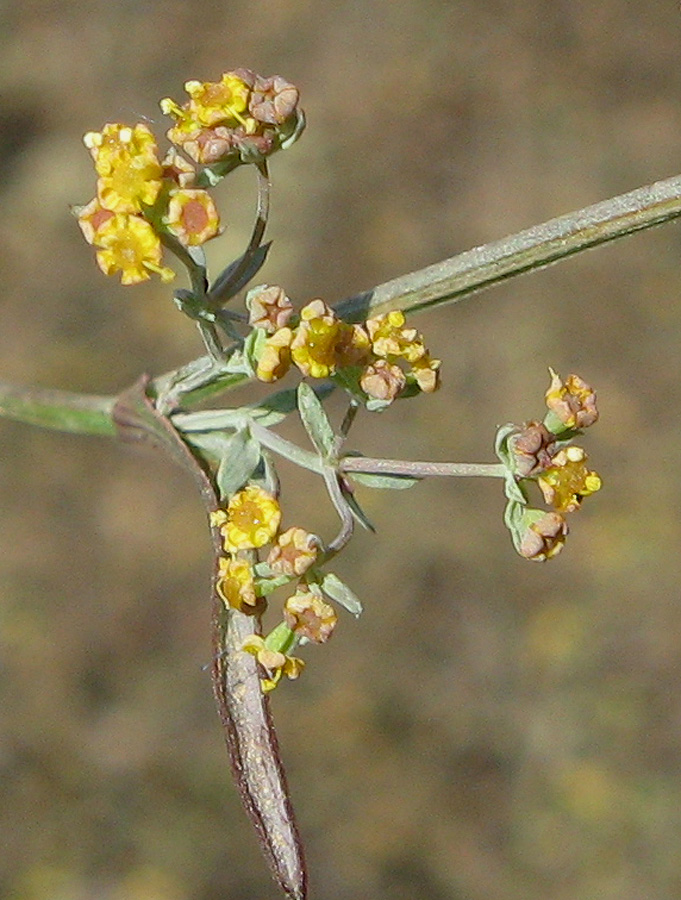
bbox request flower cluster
[498,370,601,561]
[76,70,303,286]
[251,293,440,405]
[161,69,304,166]
[210,485,338,692]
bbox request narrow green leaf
[297,381,336,458]
[343,489,375,532]
[350,471,420,490]
[321,573,363,617]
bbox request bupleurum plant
[18,65,681,899]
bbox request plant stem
[340,456,507,478]
[0,380,117,436]
[335,172,681,321]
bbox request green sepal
[297,381,336,458]
[320,572,363,617]
[241,327,269,378]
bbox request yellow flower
[538,446,602,513]
[91,213,175,285]
[290,299,344,378]
[545,368,599,431]
[366,310,427,363]
[411,353,441,393]
[241,634,305,693]
[84,123,163,214]
[256,327,293,383]
[283,589,337,643]
[184,72,251,128]
[266,527,320,577]
[215,556,261,613]
[164,188,220,245]
[217,486,282,552]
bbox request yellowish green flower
[241,634,305,693]
[256,327,293,382]
[215,555,261,613]
[538,446,602,513]
[213,486,282,552]
[283,589,337,643]
[266,527,320,577]
[91,213,175,285]
[164,188,220,245]
[83,123,163,214]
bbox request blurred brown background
[2,2,681,899]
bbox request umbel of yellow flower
[210,485,282,552]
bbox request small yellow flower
[290,299,344,378]
[184,72,251,128]
[164,189,220,245]
[366,310,427,364]
[284,589,337,643]
[538,446,602,513]
[84,123,163,214]
[411,353,441,393]
[545,368,599,431]
[241,634,305,693]
[218,486,282,552]
[266,527,320,577]
[216,555,260,613]
[256,327,293,383]
[92,213,175,285]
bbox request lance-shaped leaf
[297,381,335,459]
[320,572,363,617]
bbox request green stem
[335,172,681,321]
[0,380,117,436]
[340,456,507,479]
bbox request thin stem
[335,173,681,321]
[322,467,355,556]
[0,380,117,436]
[340,456,507,479]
